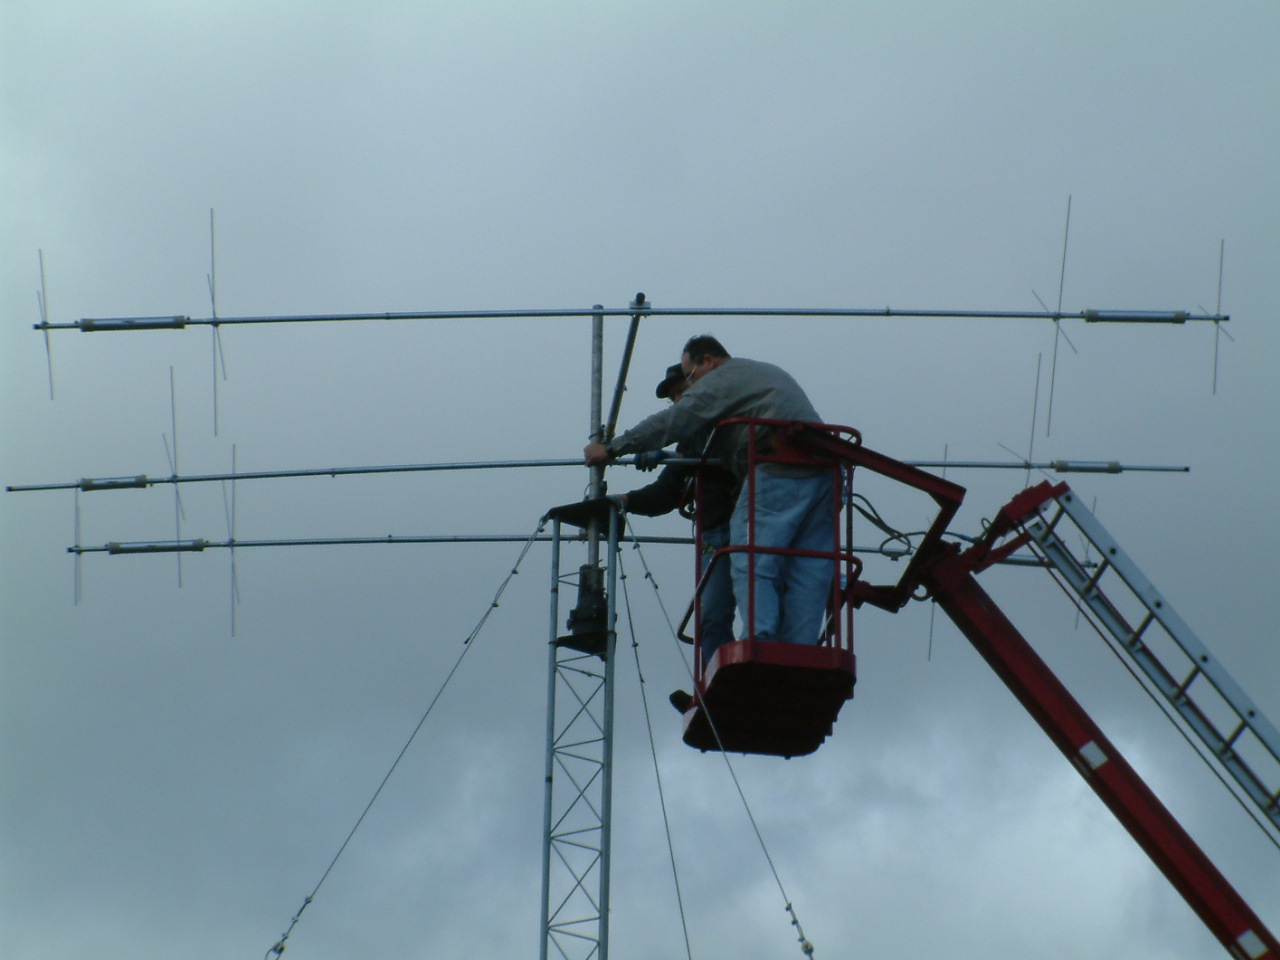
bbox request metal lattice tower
[539,509,621,960]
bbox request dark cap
[655,363,686,399]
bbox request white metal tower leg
[539,519,563,960]
[1020,488,1280,834]
[598,506,619,958]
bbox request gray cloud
[3,3,1278,958]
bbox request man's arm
[583,404,682,464]
[608,371,735,457]
[622,463,692,517]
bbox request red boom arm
[923,544,1277,960]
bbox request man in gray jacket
[617,363,738,665]
[586,335,834,648]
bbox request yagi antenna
[38,250,55,400]
[208,209,229,436]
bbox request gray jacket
[607,357,823,478]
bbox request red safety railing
[678,419,863,684]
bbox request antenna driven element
[208,208,230,436]
[1207,239,1235,394]
[1046,195,1072,437]
[1024,354,1043,488]
[38,250,55,400]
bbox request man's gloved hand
[633,450,669,472]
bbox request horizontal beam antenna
[34,305,1228,332]
[68,532,1053,566]
[76,533,692,553]
[7,457,1188,494]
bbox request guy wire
[263,515,547,959]
[622,517,817,959]
[615,544,695,960]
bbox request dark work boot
[668,689,694,714]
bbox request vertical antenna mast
[540,304,621,960]
[589,306,604,554]
[586,303,615,959]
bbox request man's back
[610,356,821,477]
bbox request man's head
[681,334,730,385]
[655,363,686,402]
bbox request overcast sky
[3,3,1279,959]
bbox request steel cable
[262,515,548,959]
[615,545,695,960]
[621,517,817,958]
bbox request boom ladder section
[925,547,1279,960]
[1017,486,1280,835]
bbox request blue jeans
[730,469,835,645]
[699,523,735,665]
